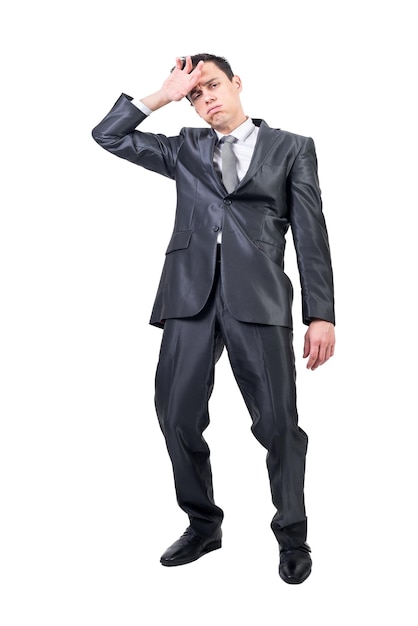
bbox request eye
[192,92,201,101]
[210,82,219,89]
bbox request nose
[204,90,215,102]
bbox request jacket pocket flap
[165,230,193,254]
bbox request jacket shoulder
[256,119,312,145]
[277,129,311,143]
[180,126,216,140]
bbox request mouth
[207,105,222,115]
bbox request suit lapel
[237,120,281,189]
[198,129,224,190]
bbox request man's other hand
[303,320,335,370]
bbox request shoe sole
[160,540,222,567]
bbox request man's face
[188,62,245,133]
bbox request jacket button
[224,199,232,205]
[212,226,220,232]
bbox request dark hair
[175,53,235,81]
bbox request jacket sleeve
[287,137,335,326]
[91,93,183,179]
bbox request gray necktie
[221,135,239,193]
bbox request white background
[1,1,417,624]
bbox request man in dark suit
[92,53,335,584]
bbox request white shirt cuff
[131,98,152,116]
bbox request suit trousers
[154,254,309,549]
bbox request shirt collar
[215,117,256,143]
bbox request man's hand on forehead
[163,56,204,102]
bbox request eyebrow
[189,76,221,97]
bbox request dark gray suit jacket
[92,94,335,329]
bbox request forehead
[198,61,227,82]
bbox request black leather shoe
[160,527,222,567]
[279,543,312,584]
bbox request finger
[174,57,184,70]
[306,344,319,369]
[188,65,204,92]
[189,61,204,84]
[191,60,205,73]
[303,334,310,359]
[322,341,335,364]
[183,56,193,72]
[324,345,332,363]
[315,341,334,368]
[317,342,328,367]
[327,342,336,360]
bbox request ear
[232,75,243,92]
